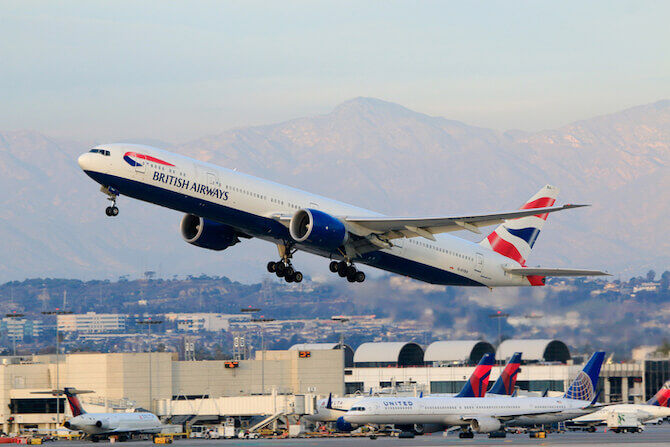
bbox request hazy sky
[2,1,669,143]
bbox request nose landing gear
[101,186,120,217]
[329,260,365,283]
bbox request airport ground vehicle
[606,412,643,433]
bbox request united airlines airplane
[78,144,607,286]
[342,352,606,438]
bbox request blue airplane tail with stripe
[456,353,495,398]
[563,352,605,401]
[489,352,522,396]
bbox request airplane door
[135,159,145,175]
[207,172,218,190]
[474,253,484,273]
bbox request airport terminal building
[0,339,668,433]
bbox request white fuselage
[343,396,593,428]
[78,144,531,287]
[304,397,366,422]
[571,404,670,425]
[66,412,162,435]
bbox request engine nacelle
[95,419,118,430]
[289,209,348,252]
[470,417,502,433]
[181,214,240,251]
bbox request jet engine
[289,209,348,252]
[181,214,240,251]
[95,419,118,430]
[470,417,502,433]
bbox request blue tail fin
[563,352,605,401]
[456,353,495,398]
[325,393,333,409]
[489,352,522,396]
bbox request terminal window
[10,398,65,414]
[430,381,466,394]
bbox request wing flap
[505,268,610,277]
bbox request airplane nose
[78,153,93,171]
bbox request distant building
[633,282,659,293]
[57,312,126,333]
[164,313,251,332]
[0,318,41,340]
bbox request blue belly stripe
[83,170,485,287]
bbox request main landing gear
[268,245,303,283]
[329,260,365,283]
[267,261,303,283]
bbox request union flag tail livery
[647,381,670,407]
[563,352,605,401]
[456,353,495,398]
[64,387,86,416]
[479,185,558,267]
[488,352,522,396]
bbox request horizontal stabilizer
[505,268,610,277]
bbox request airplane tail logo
[489,352,522,396]
[563,352,605,401]
[647,381,670,407]
[64,387,86,416]
[479,185,558,285]
[456,353,495,398]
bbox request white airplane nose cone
[78,153,93,171]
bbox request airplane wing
[504,268,610,277]
[343,204,586,240]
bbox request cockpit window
[89,149,110,156]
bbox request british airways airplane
[78,144,607,286]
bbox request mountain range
[1,98,668,282]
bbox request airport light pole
[330,316,350,350]
[41,309,73,427]
[137,318,163,412]
[489,311,510,347]
[5,312,25,356]
[242,308,274,394]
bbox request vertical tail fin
[479,185,559,266]
[563,352,605,401]
[64,387,86,416]
[456,353,495,398]
[488,352,522,396]
[647,381,670,407]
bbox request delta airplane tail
[647,381,670,407]
[563,352,605,401]
[479,185,558,266]
[488,352,522,396]
[455,353,495,398]
[64,387,86,416]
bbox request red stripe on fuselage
[125,152,175,167]
[486,232,525,264]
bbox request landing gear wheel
[285,273,294,283]
[275,263,286,277]
[347,272,357,282]
[329,261,339,273]
[111,206,119,216]
[459,431,474,439]
[293,271,303,283]
[337,261,348,277]
[267,261,276,273]
[284,266,295,277]
[346,265,357,277]
[355,271,365,283]
[105,207,113,216]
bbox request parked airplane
[569,381,670,428]
[311,354,496,424]
[78,144,608,286]
[342,352,606,438]
[62,388,162,441]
